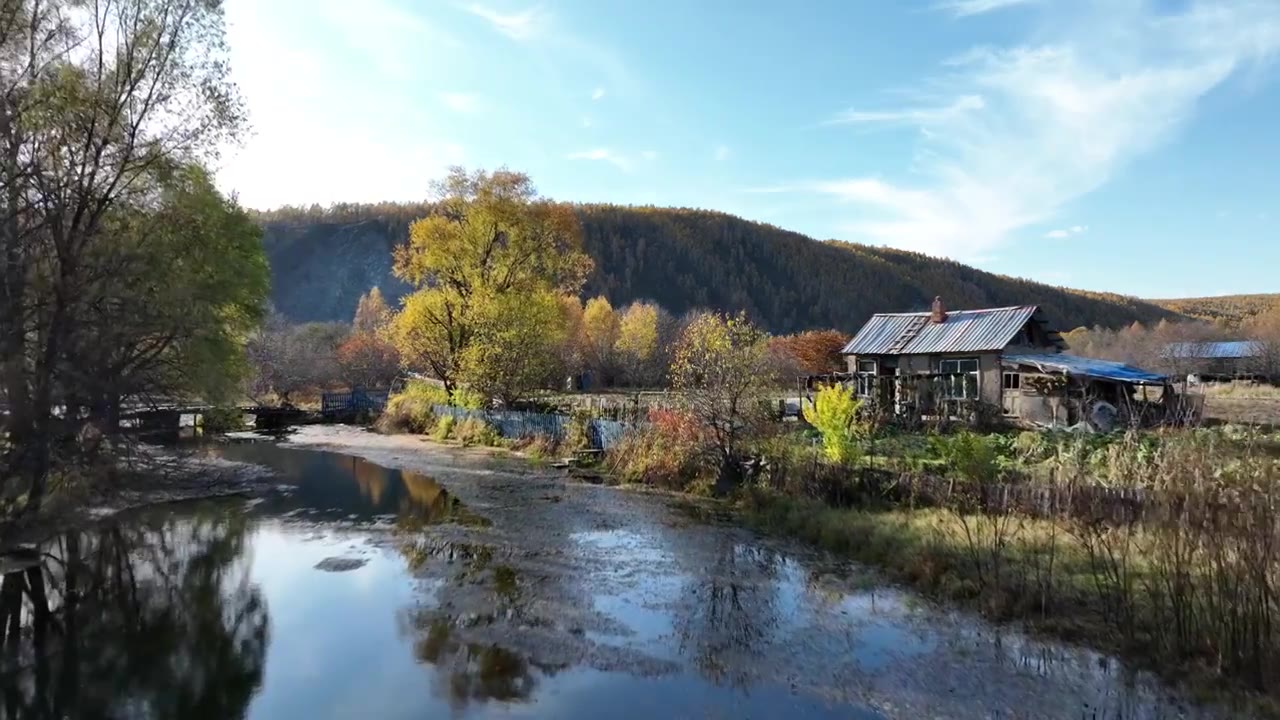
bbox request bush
[376,380,447,434]
[200,406,245,434]
[451,386,485,410]
[432,414,456,441]
[931,430,1000,483]
[801,383,867,466]
[562,409,595,454]
[455,416,500,447]
[512,433,560,459]
[607,408,707,489]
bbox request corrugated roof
[1003,353,1167,385]
[1163,341,1262,360]
[843,306,1041,355]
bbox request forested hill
[255,203,1184,334]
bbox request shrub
[562,409,595,454]
[450,386,485,410]
[200,406,245,434]
[376,380,448,434]
[512,433,559,459]
[931,430,1000,483]
[607,408,708,489]
[801,383,867,466]
[432,415,456,441]
[456,416,500,447]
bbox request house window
[938,358,979,400]
[855,359,877,398]
[1003,372,1021,391]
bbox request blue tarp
[1163,341,1261,360]
[1002,353,1167,385]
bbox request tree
[0,0,247,521]
[802,384,866,465]
[580,295,618,386]
[336,333,401,390]
[769,330,848,377]
[670,312,772,493]
[614,301,670,387]
[246,318,347,403]
[353,287,393,335]
[457,290,568,404]
[387,168,591,395]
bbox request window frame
[937,357,980,401]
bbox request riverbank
[1,443,282,550]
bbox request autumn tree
[580,296,619,386]
[388,168,591,398]
[614,300,675,387]
[0,0,250,522]
[767,330,848,382]
[353,287,393,335]
[458,290,568,404]
[670,312,772,493]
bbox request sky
[216,0,1280,300]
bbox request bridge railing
[321,389,390,414]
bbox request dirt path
[281,425,1225,720]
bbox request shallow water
[0,437,1233,719]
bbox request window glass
[1003,372,1021,390]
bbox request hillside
[255,203,1184,334]
[1150,294,1280,327]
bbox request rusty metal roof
[842,305,1042,355]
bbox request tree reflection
[402,615,548,712]
[0,508,268,720]
[675,541,785,688]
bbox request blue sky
[217,0,1280,299]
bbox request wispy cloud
[465,3,546,40]
[568,148,631,172]
[641,150,657,161]
[439,92,479,113]
[933,0,1040,18]
[1044,224,1088,239]
[815,1,1280,259]
[714,144,731,161]
[824,95,984,126]
[591,87,605,100]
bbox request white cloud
[1043,224,1088,238]
[815,1,1280,259]
[591,87,605,100]
[439,92,479,113]
[714,144,731,161]
[934,0,1040,17]
[567,148,631,172]
[465,4,546,40]
[825,95,985,126]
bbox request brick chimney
[930,296,948,324]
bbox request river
[0,426,1231,719]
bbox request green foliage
[563,410,595,455]
[458,289,568,404]
[455,417,500,447]
[432,415,456,441]
[450,386,486,410]
[200,407,246,434]
[801,384,867,466]
[378,392,438,435]
[930,431,1001,483]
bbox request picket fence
[431,405,629,450]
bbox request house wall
[846,351,1003,407]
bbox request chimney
[930,296,948,324]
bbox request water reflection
[215,443,485,527]
[406,617,552,711]
[0,508,268,720]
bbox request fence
[321,389,390,414]
[431,405,629,450]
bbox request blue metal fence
[321,389,390,414]
[431,405,629,450]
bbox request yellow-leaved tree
[388,168,592,399]
[801,384,866,466]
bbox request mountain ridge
[254,202,1192,334]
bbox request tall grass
[741,429,1280,707]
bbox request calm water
[0,439,1223,719]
